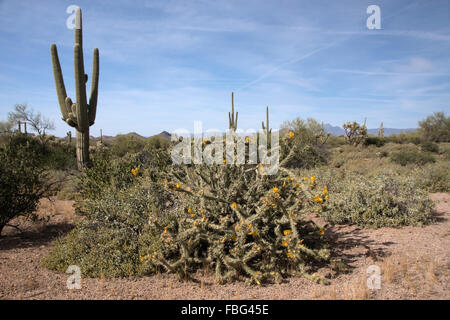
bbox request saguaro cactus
[50,7,99,169]
[378,122,384,137]
[228,92,238,131]
[261,106,272,145]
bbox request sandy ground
[0,194,449,300]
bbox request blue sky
[0,0,449,137]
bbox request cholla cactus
[343,121,368,146]
[228,92,238,131]
[50,7,99,169]
[143,132,330,285]
[378,122,384,138]
[67,131,72,144]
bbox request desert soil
[0,194,449,300]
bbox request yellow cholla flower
[273,187,279,193]
[231,202,237,209]
[283,230,292,236]
[164,226,168,232]
[194,221,199,227]
[282,240,289,247]
[325,195,329,201]
[187,208,192,214]
[323,186,328,194]
[176,183,181,189]
[286,252,295,259]
[314,195,323,203]
[131,169,137,176]
[310,176,316,183]
[223,159,226,164]
[191,213,195,218]
[304,176,309,181]
[318,228,325,236]
[288,131,294,139]
[245,136,250,142]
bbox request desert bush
[364,136,386,147]
[386,132,421,145]
[280,117,329,169]
[320,172,434,228]
[390,150,435,166]
[0,135,49,234]
[420,141,439,153]
[418,112,450,142]
[414,162,450,193]
[111,134,146,157]
[43,171,172,277]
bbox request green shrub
[420,141,439,153]
[44,174,171,277]
[280,118,329,169]
[415,162,450,193]
[364,136,386,147]
[320,173,434,228]
[418,112,450,142]
[0,135,48,234]
[111,134,146,157]
[386,132,421,145]
[390,150,435,166]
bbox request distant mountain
[154,131,171,139]
[323,124,417,136]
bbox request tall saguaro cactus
[228,92,238,131]
[50,7,99,169]
[261,106,272,145]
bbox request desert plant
[378,122,384,138]
[144,132,331,285]
[390,150,435,166]
[343,121,368,146]
[320,172,434,228]
[420,141,439,153]
[364,136,386,147]
[0,135,49,235]
[50,7,99,169]
[414,162,450,193]
[228,92,238,131]
[418,112,450,142]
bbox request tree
[8,104,55,143]
[418,112,450,142]
[0,135,48,236]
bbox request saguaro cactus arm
[88,48,99,126]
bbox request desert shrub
[111,134,146,157]
[0,135,48,234]
[280,118,329,169]
[390,150,435,166]
[386,132,421,145]
[414,162,450,193]
[418,112,450,142]
[420,141,439,153]
[320,173,434,228]
[364,136,386,147]
[43,173,172,277]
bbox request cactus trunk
[76,129,90,169]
